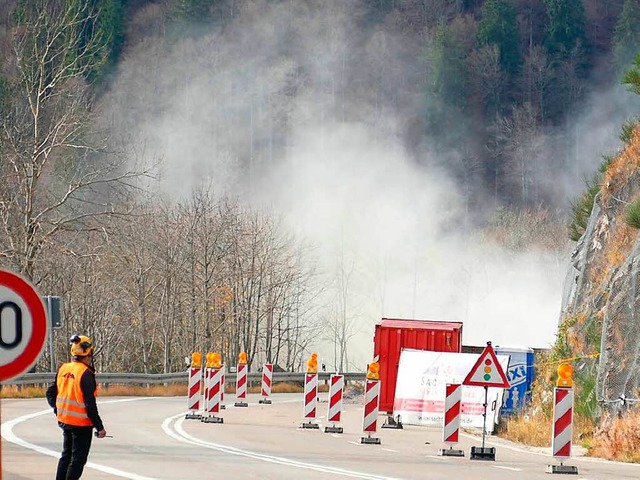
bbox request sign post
[463,341,510,461]
[43,296,63,372]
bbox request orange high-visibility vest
[55,362,97,427]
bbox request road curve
[2,394,639,479]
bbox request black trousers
[56,423,93,480]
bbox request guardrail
[2,371,366,386]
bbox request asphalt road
[1,394,639,479]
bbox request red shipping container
[373,318,463,413]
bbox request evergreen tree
[429,16,477,110]
[424,15,482,180]
[95,0,126,63]
[623,53,640,95]
[477,0,521,74]
[543,0,587,57]
[88,0,126,82]
[614,0,640,72]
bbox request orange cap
[206,352,222,369]
[238,352,248,365]
[191,352,202,368]
[367,361,380,380]
[307,353,318,373]
[557,363,573,388]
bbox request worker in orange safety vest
[46,335,107,480]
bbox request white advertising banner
[393,349,510,432]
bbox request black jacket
[46,361,104,431]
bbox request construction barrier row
[184,352,376,441]
[182,347,579,475]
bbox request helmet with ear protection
[70,335,94,357]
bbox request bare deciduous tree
[0,0,144,282]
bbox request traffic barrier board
[0,270,48,381]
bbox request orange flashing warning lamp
[191,352,202,368]
[307,353,318,373]
[238,352,248,365]
[367,362,380,380]
[206,352,222,369]
[367,361,380,380]
[557,363,573,388]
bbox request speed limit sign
[0,270,48,381]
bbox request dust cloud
[99,0,635,368]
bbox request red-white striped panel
[187,366,202,412]
[207,368,222,414]
[363,379,380,433]
[203,367,211,411]
[552,388,574,459]
[303,373,318,419]
[236,364,248,399]
[327,374,344,423]
[262,364,273,398]
[443,384,462,444]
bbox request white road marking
[493,466,522,471]
[163,412,400,480]
[1,398,156,480]
[382,448,399,453]
[348,440,363,446]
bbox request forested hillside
[1,0,639,374]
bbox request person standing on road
[46,335,107,480]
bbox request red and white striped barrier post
[259,363,273,405]
[547,363,578,474]
[301,373,319,428]
[324,374,344,434]
[202,353,223,424]
[439,384,464,456]
[300,353,319,429]
[185,352,203,419]
[235,352,249,407]
[361,359,381,444]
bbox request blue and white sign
[495,346,535,415]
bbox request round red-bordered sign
[0,270,48,381]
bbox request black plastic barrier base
[234,401,248,407]
[185,413,202,420]
[300,421,320,429]
[361,435,381,445]
[259,399,272,404]
[201,415,224,424]
[324,425,343,434]
[546,464,579,475]
[439,447,465,457]
[470,446,496,461]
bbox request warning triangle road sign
[463,343,511,388]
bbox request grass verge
[590,410,640,463]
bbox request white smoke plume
[99,0,625,368]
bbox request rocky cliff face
[562,130,640,409]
